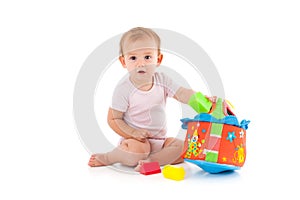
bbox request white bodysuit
[111,72,180,152]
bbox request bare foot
[134,159,150,172]
[88,154,106,167]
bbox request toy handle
[208,97,235,118]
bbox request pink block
[140,162,161,175]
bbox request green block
[211,98,226,119]
[188,92,212,113]
[210,123,224,136]
[205,151,218,163]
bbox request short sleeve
[111,80,130,112]
[155,72,181,98]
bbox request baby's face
[120,38,162,81]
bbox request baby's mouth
[137,69,146,74]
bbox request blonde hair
[119,27,161,56]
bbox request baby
[88,27,199,171]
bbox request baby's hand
[131,129,152,142]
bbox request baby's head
[119,27,161,56]
[119,27,163,80]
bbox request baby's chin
[130,73,153,83]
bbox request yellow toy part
[225,99,235,109]
[162,165,185,181]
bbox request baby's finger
[147,131,153,137]
[142,131,150,137]
[138,138,146,143]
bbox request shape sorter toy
[182,94,250,173]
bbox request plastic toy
[188,92,212,113]
[181,97,250,173]
[162,165,185,181]
[140,162,161,175]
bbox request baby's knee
[175,139,184,149]
[118,139,150,166]
[121,139,151,154]
[166,138,184,148]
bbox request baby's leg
[134,137,184,171]
[88,139,150,167]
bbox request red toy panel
[218,125,246,167]
[182,121,247,167]
[182,121,211,160]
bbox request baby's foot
[88,154,106,167]
[134,159,150,172]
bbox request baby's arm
[173,87,195,104]
[174,87,213,113]
[107,108,151,142]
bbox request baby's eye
[144,55,152,60]
[129,56,137,61]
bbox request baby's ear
[119,56,126,68]
[157,53,163,66]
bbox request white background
[1,1,299,199]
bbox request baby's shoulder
[154,72,174,84]
[113,76,134,94]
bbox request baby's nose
[136,59,145,67]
